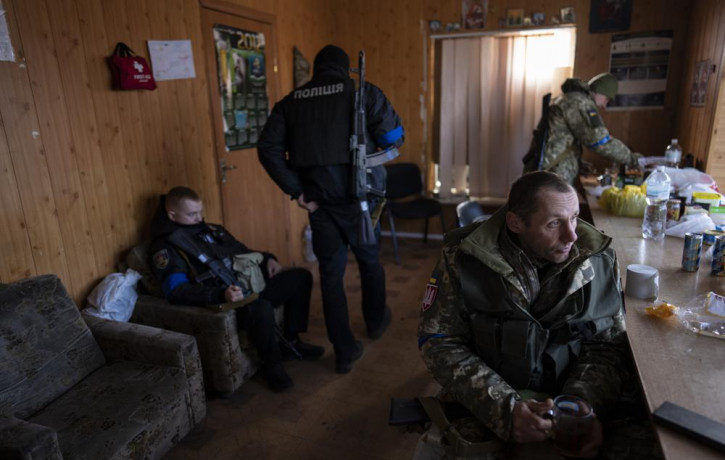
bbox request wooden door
[200,1,290,262]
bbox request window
[432,27,576,200]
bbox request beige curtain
[437,28,575,199]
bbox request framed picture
[462,0,487,30]
[506,8,523,27]
[589,0,632,33]
[561,6,576,24]
[429,20,441,33]
[532,12,545,26]
[691,59,711,107]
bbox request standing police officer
[258,44,404,374]
[525,73,643,184]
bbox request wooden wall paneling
[685,1,711,159]
[146,0,189,190]
[76,0,138,259]
[170,0,210,209]
[182,0,223,224]
[702,2,725,168]
[100,0,157,241]
[708,75,725,186]
[0,114,35,282]
[48,0,117,282]
[703,3,725,181]
[676,0,725,168]
[0,0,71,284]
[122,0,174,231]
[14,0,100,297]
[388,0,409,156]
[145,0,207,205]
[408,1,425,167]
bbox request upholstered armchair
[126,241,281,396]
[0,274,205,459]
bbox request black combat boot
[262,362,294,392]
[281,337,325,361]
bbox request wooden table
[587,195,725,460]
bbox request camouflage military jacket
[542,78,637,184]
[418,208,630,442]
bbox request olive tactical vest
[456,250,621,394]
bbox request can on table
[682,232,703,272]
[703,229,725,245]
[712,235,725,276]
[666,199,681,223]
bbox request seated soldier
[416,172,660,459]
[149,186,323,392]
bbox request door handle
[220,159,238,184]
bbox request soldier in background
[524,73,642,184]
[416,172,660,459]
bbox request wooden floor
[165,238,443,459]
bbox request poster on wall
[690,59,710,107]
[607,30,672,110]
[589,0,632,33]
[462,0,487,30]
[213,24,269,151]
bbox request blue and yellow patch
[587,109,604,128]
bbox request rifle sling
[543,146,568,173]
[174,247,202,282]
[167,229,238,286]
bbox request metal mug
[543,394,596,457]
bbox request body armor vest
[457,251,621,394]
[285,75,354,168]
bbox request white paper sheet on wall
[147,40,196,81]
[0,1,16,62]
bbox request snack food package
[677,292,725,339]
[599,185,647,217]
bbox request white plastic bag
[84,268,142,322]
[664,213,715,238]
[678,292,725,339]
[665,167,718,192]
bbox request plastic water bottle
[642,165,671,240]
[664,139,682,168]
[303,225,317,263]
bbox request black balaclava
[313,44,350,76]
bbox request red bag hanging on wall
[108,42,157,90]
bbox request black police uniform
[149,196,313,368]
[257,45,404,366]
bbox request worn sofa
[126,241,282,396]
[0,274,205,459]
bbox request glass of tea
[544,394,596,457]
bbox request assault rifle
[350,51,400,245]
[350,50,376,245]
[522,92,552,172]
[167,229,301,359]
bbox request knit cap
[588,73,618,99]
